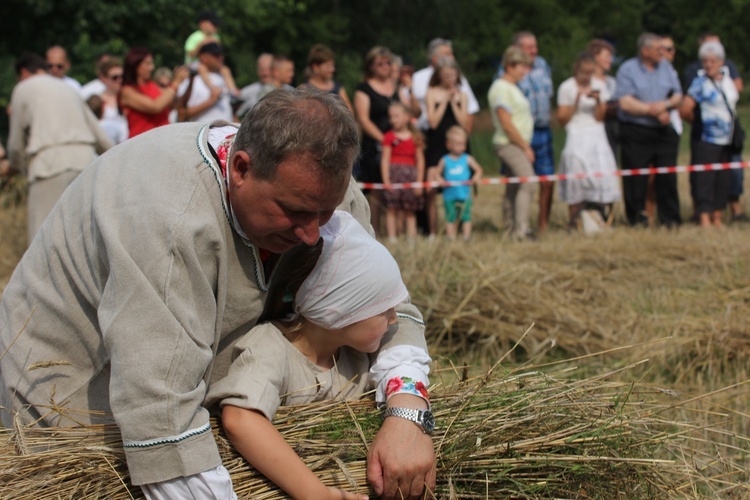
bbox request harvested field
[2,358,748,498]
[1,174,749,497]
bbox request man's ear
[230,150,252,186]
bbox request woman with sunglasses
[119,47,189,138]
[96,57,129,144]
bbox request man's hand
[367,395,436,499]
[523,144,536,164]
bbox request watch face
[421,410,435,434]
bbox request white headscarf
[295,211,409,330]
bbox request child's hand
[326,487,368,500]
[383,181,392,191]
[413,186,423,196]
[472,174,483,185]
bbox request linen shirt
[7,73,112,181]
[0,121,428,486]
[205,322,371,420]
[614,57,682,128]
[497,56,554,128]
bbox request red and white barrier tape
[359,160,750,190]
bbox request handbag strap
[708,73,735,120]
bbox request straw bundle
[2,359,747,499]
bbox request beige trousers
[27,170,81,245]
[495,143,537,238]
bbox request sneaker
[731,213,749,223]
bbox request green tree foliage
[1,0,749,140]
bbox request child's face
[338,308,397,353]
[446,134,467,155]
[388,106,409,130]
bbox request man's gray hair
[637,33,661,51]
[512,31,535,46]
[427,38,452,58]
[234,87,359,185]
[699,40,725,61]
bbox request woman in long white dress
[557,52,621,228]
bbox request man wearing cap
[0,88,435,499]
[179,42,234,122]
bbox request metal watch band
[383,407,435,435]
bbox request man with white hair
[615,32,683,227]
[683,33,746,222]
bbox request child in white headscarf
[206,210,426,500]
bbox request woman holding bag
[680,41,739,228]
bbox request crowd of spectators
[2,17,746,244]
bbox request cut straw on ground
[1,356,748,499]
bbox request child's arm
[380,143,392,188]
[219,65,239,95]
[436,157,447,187]
[467,155,484,183]
[222,405,366,500]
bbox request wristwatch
[383,407,435,435]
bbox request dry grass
[2,357,748,499]
[1,172,750,497]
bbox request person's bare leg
[462,221,472,241]
[538,181,553,232]
[385,208,398,241]
[405,212,418,239]
[699,212,711,228]
[712,210,724,228]
[645,173,657,226]
[568,202,583,230]
[730,197,742,218]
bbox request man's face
[46,49,69,78]
[518,36,538,62]
[257,56,273,83]
[641,42,661,64]
[431,45,454,66]
[274,61,294,85]
[659,38,675,63]
[228,153,348,254]
[201,53,224,72]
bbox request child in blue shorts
[437,126,483,240]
